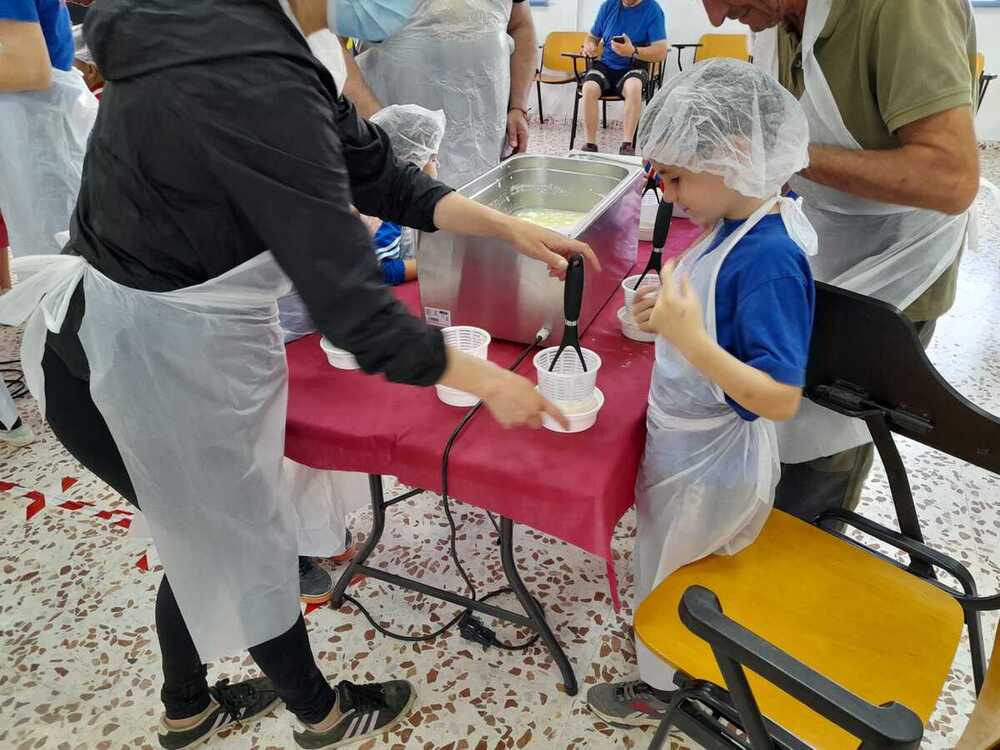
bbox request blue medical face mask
[328,0,417,42]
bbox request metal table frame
[329,474,579,696]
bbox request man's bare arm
[802,106,980,215]
[0,20,52,92]
[338,37,382,119]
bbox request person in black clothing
[20,0,596,747]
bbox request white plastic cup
[542,387,605,434]
[617,306,656,343]
[622,274,661,313]
[320,337,361,370]
[534,347,602,408]
[436,326,491,407]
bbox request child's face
[422,156,439,179]
[650,162,734,227]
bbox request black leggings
[41,342,335,724]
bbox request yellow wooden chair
[977,52,996,114]
[635,282,1000,750]
[534,32,590,125]
[671,33,750,72]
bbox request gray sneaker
[587,680,675,728]
[299,557,333,605]
[293,679,416,748]
[158,677,280,749]
[0,418,35,448]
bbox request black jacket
[54,0,451,385]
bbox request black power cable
[344,333,548,650]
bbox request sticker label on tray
[424,307,452,328]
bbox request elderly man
[342,0,537,189]
[702,0,980,527]
[580,0,668,156]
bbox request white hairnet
[370,104,447,168]
[637,58,809,198]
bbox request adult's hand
[438,351,568,430]
[506,109,529,154]
[432,193,600,277]
[610,34,636,59]
[505,218,601,278]
[582,37,600,59]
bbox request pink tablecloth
[285,218,702,607]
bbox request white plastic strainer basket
[622,274,661,312]
[436,326,491,407]
[534,347,602,405]
[442,326,491,357]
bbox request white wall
[975,7,1000,141]
[530,1,1000,142]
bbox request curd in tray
[512,207,586,233]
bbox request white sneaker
[0,420,35,448]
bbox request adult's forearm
[0,21,52,92]
[803,141,979,215]
[432,192,514,242]
[636,43,668,64]
[339,39,382,118]
[507,5,537,111]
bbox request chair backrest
[805,282,1000,474]
[976,52,986,82]
[541,31,590,74]
[694,33,750,63]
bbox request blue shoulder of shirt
[711,215,813,298]
[0,0,39,22]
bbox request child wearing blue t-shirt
[278,104,446,342]
[367,104,446,286]
[587,58,818,727]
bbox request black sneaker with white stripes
[293,680,416,749]
[158,677,280,749]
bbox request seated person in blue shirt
[586,58,818,728]
[581,0,668,156]
[278,104,446,343]
[367,104,446,286]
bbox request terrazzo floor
[1,123,999,750]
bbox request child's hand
[640,260,708,355]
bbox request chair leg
[570,88,581,150]
[536,79,544,125]
[648,719,672,750]
[602,99,607,129]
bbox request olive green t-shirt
[776,0,977,321]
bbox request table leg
[331,473,386,608]
[499,516,579,696]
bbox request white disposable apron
[635,197,815,688]
[0,252,301,661]
[0,68,97,257]
[356,0,514,188]
[754,0,972,464]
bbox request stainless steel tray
[417,154,643,344]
